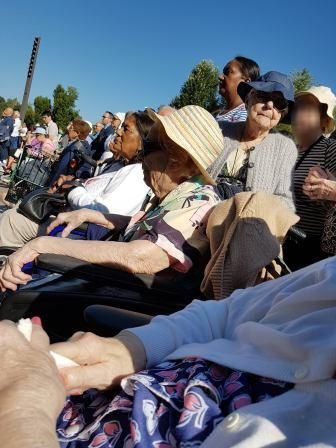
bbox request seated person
[25,126,56,158]
[0,105,222,290]
[1,257,335,447]
[47,119,92,185]
[0,112,154,248]
[209,71,298,210]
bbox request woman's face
[68,124,79,141]
[292,95,323,139]
[246,89,285,131]
[142,150,173,199]
[218,59,246,99]
[112,115,141,161]
[111,116,121,130]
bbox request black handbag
[18,187,67,224]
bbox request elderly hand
[51,331,146,395]
[303,167,336,202]
[48,174,75,193]
[0,243,41,291]
[47,209,104,237]
[0,320,65,431]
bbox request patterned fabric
[57,357,292,448]
[216,104,247,123]
[123,176,220,273]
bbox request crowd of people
[0,55,336,447]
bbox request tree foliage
[291,68,313,94]
[52,85,80,131]
[170,60,219,112]
[34,95,51,124]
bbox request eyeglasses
[252,91,288,112]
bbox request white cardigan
[130,257,336,447]
[67,163,150,216]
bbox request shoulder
[265,131,297,154]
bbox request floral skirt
[57,357,292,448]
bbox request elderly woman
[0,112,153,248]
[0,106,221,291]
[210,71,297,210]
[216,55,260,123]
[1,255,335,446]
[284,86,336,270]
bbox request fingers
[61,223,76,238]
[59,362,115,394]
[51,332,102,365]
[46,214,66,234]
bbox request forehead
[295,94,320,108]
[223,59,241,72]
[124,115,137,127]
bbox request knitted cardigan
[208,121,298,211]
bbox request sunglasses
[252,91,288,112]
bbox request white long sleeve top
[67,163,150,216]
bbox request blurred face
[94,122,104,133]
[111,116,121,130]
[42,115,51,124]
[292,95,323,140]
[102,113,112,126]
[142,150,174,199]
[246,89,286,131]
[218,59,247,99]
[113,115,141,161]
[35,133,45,142]
[67,124,79,141]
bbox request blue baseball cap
[238,71,294,123]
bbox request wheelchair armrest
[0,247,19,256]
[35,254,196,298]
[84,305,152,336]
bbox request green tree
[34,95,51,123]
[170,60,219,112]
[292,68,313,94]
[52,85,80,131]
[24,105,36,127]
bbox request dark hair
[131,111,156,142]
[42,110,52,117]
[234,56,260,81]
[72,119,91,140]
[105,111,114,119]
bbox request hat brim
[152,115,217,186]
[237,81,294,124]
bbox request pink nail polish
[31,316,42,326]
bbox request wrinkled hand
[0,320,65,422]
[51,332,146,395]
[0,244,40,291]
[46,208,101,238]
[303,169,336,201]
[48,174,75,194]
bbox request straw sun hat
[295,86,336,134]
[146,105,224,185]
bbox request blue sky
[1,0,335,122]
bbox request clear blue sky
[1,0,335,122]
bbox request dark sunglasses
[253,91,288,112]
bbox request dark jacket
[91,125,114,160]
[47,139,91,185]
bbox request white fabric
[67,163,150,216]
[11,118,21,137]
[129,257,336,447]
[47,120,59,145]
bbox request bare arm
[32,236,170,274]
[0,236,171,291]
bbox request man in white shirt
[42,110,59,147]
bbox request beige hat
[151,105,224,185]
[296,86,336,134]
